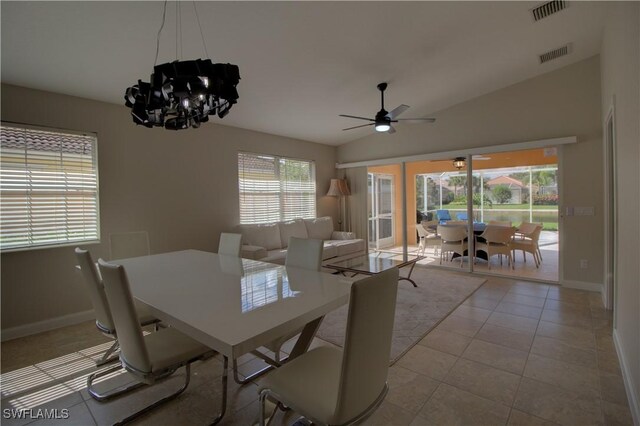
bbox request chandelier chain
[193,1,210,59]
[154,0,169,66]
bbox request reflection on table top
[113,250,352,358]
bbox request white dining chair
[75,248,159,374]
[95,259,217,425]
[258,267,399,426]
[109,231,150,260]
[475,225,517,269]
[438,224,468,267]
[233,237,324,385]
[218,232,242,256]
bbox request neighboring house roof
[487,176,524,188]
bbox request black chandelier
[124,2,240,130]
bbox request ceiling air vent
[531,0,567,22]
[539,44,571,64]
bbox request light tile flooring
[1,276,634,426]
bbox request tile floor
[1,276,634,426]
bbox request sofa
[236,217,365,265]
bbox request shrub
[533,194,559,205]
[492,185,512,204]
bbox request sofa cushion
[304,217,334,241]
[237,223,282,250]
[279,219,309,248]
[240,245,267,260]
[262,249,287,265]
[321,243,338,260]
[325,239,365,257]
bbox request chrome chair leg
[114,365,192,426]
[210,356,229,425]
[87,364,146,401]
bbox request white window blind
[238,152,316,224]
[0,124,100,251]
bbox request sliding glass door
[368,173,395,250]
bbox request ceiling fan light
[453,157,466,170]
[375,123,391,132]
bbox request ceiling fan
[339,83,435,134]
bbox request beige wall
[338,56,604,287]
[600,2,640,417]
[0,84,338,331]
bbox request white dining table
[112,249,353,423]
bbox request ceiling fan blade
[342,123,375,131]
[472,155,491,160]
[386,104,410,119]
[339,114,375,122]
[395,118,436,123]
[387,125,396,134]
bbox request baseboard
[560,279,602,292]
[1,309,95,342]
[613,329,640,425]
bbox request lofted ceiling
[1,1,608,146]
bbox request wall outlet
[580,259,589,269]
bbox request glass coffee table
[325,252,425,287]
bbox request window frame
[237,151,317,225]
[0,121,101,252]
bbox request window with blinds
[238,152,316,224]
[0,124,100,251]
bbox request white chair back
[481,225,516,244]
[75,248,115,332]
[110,231,150,260]
[218,232,242,256]
[98,259,152,374]
[285,237,323,271]
[335,268,399,423]
[438,225,467,242]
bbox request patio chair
[475,225,516,269]
[436,209,452,223]
[456,212,469,221]
[438,225,468,268]
[512,223,543,267]
[416,222,440,256]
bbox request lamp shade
[326,179,351,196]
